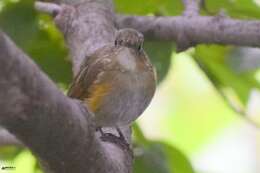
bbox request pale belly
[94,72,154,127]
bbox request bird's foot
[97,127,131,153]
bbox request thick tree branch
[36,1,116,76]
[117,15,260,51]
[54,0,115,76]
[0,30,131,173]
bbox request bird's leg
[98,126,131,152]
[116,127,127,143]
[97,127,116,139]
[97,126,127,142]
[116,127,131,152]
[96,127,105,136]
[116,127,126,141]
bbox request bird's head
[115,28,144,52]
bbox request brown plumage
[68,28,156,129]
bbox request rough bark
[117,15,260,51]
[0,30,132,173]
[54,0,116,76]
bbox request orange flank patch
[85,83,111,113]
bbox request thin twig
[35,1,61,16]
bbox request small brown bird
[67,28,156,140]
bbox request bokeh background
[1,0,260,173]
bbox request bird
[67,28,156,142]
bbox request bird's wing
[67,45,117,111]
[67,65,89,99]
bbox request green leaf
[205,0,260,18]
[133,124,195,173]
[134,142,195,173]
[0,0,36,49]
[162,142,195,173]
[114,0,183,15]
[134,142,171,173]
[13,150,36,173]
[144,41,174,83]
[0,1,72,86]
[0,146,22,161]
[157,53,239,154]
[194,45,260,104]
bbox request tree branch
[54,0,115,76]
[35,1,116,76]
[117,15,260,51]
[35,2,260,53]
[0,29,131,173]
[35,1,61,16]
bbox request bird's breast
[116,48,137,71]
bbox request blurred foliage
[13,150,38,173]
[141,53,238,155]
[1,0,260,173]
[0,0,71,85]
[205,0,260,18]
[0,146,22,161]
[114,0,183,15]
[144,41,174,83]
[194,45,260,104]
[133,124,195,173]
